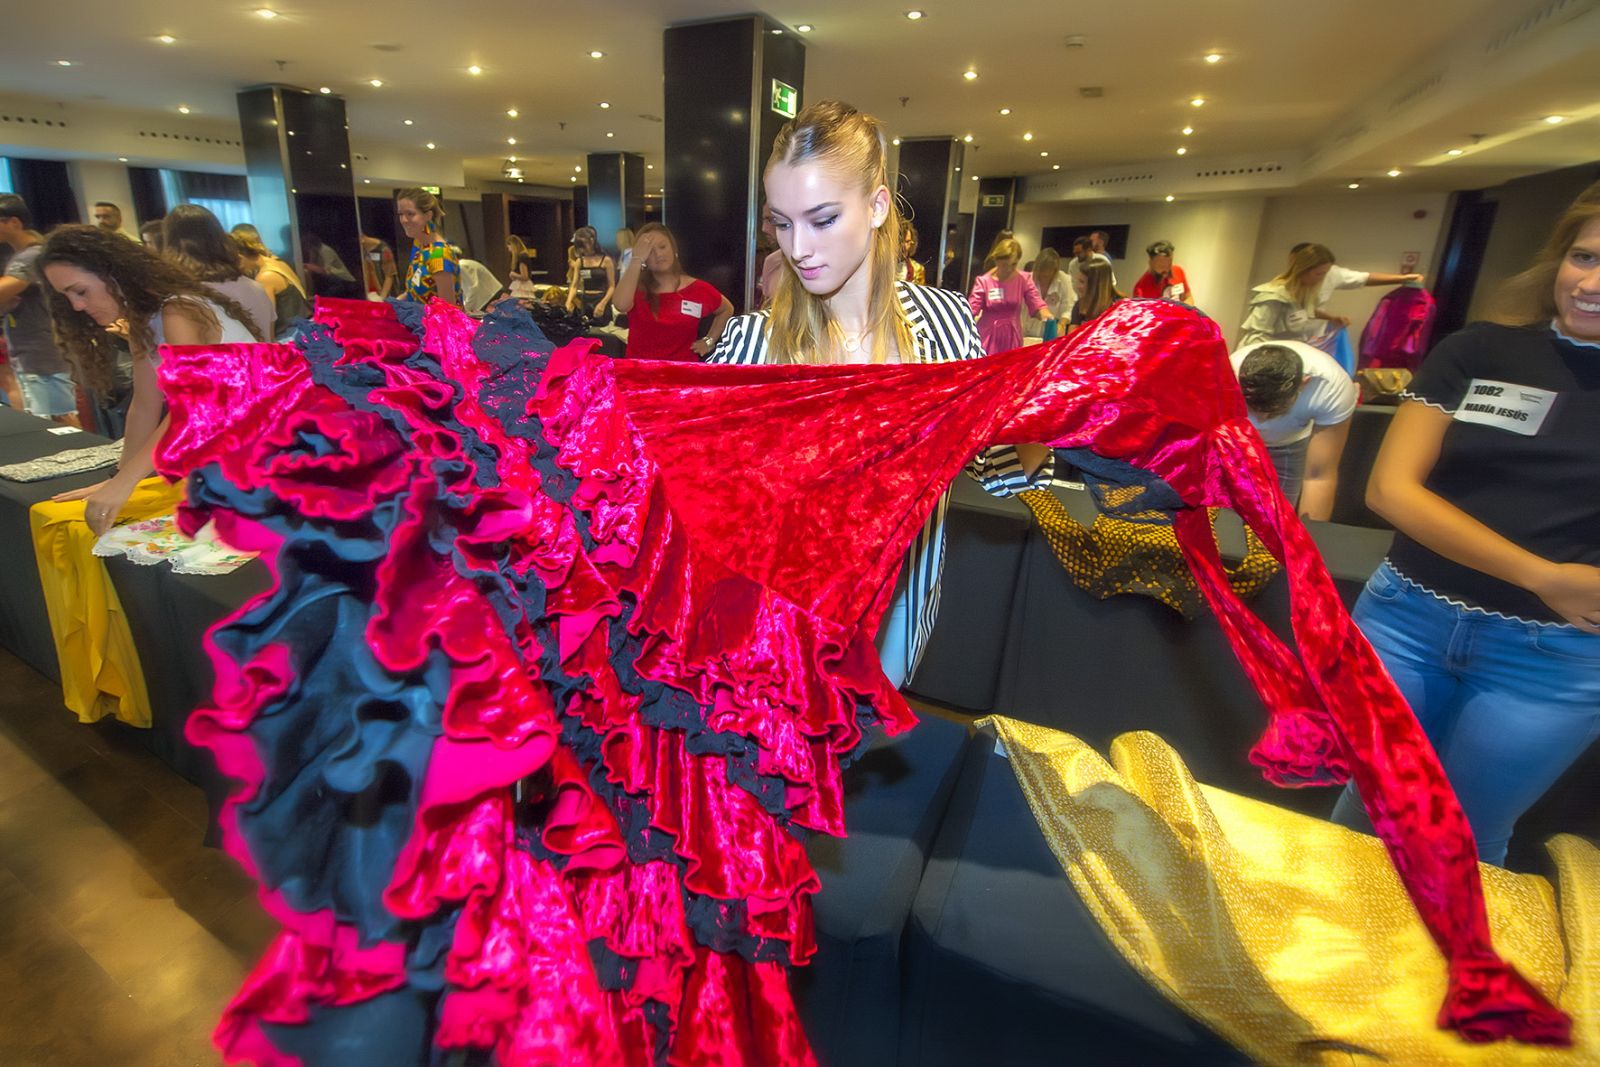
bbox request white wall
[1248,191,1448,338]
[69,160,137,236]
[1012,195,1266,347]
[1011,189,1448,348]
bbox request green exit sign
[421,185,441,195]
[770,79,798,119]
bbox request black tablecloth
[900,727,1247,1066]
[0,416,118,680]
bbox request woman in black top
[1331,183,1600,865]
[565,226,615,321]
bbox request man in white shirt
[1064,235,1113,289]
[1230,339,1357,521]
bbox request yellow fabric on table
[980,715,1596,1065]
[28,478,184,729]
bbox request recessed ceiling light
[647,163,654,169]
[425,142,436,149]
[954,166,960,172]
[1203,52,1223,64]
[971,174,979,181]
[1446,148,1463,156]
[517,177,524,183]
[606,130,616,138]
[571,176,578,182]
[905,10,924,19]
[508,155,517,162]
[506,108,518,118]
[598,101,610,109]
[892,137,901,145]
[157,35,177,45]
[507,137,517,145]
[177,104,191,114]
[1051,164,1060,170]
[1039,150,1049,157]
[369,78,383,87]
[467,65,483,76]
[998,107,1011,116]
[363,178,371,184]
[1190,97,1206,107]
[1176,146,1187,155]
[1023,131,1033,141]
[589,50,604,59]
[1165,194,1176,202]
[1544,114,1565,124]
[1347,182,1361,189]
[117,156,128,162]
[963,69,978,81]
[574,165,582,172]
[770,28,783,35]
[962,134,973,143]
[797,24,813,32]
[1182,126,1194,135]
[319,86,332,94]
[1387,168,1402,177]
[55,59,73,67]
[255,7,278,18]
[403,118,414,125]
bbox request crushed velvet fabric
[153,297,1569,1065]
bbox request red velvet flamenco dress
[151,297,1570,1065]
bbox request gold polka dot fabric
[1018,489,1278,619]
[980,715,1598,1065]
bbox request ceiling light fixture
[1190,97,1206,107]
[55,59,73,67]
[589,50,604,59]
[403,118,414,125]
[962,134,973,143]
[797,24,813,32]
[1051,164,1060,170]
[971,174,979,181]
[905,10,924,19]
[1446,148,1463,156]
[571,176,578,182]
[998,107,1011,115]
[467,64,483,75]
[574,165,582,172]
[117,156,128,162]
[506,108,518,118]
[1544,114,1565,124]
[647,164,654,169]
[363,178,371,184]
[606,131,614,137]
[598,101,610,109]
[255,7,278,18]
[1023,131,1033,141]
[1176,146,1187,155]
[1347,182,1361,189]
[1387,168,1402,177]
[770,28,783,35]
[963,69,978,81]
[1165,195,1176,202]
[507,136,517,145]
[892,137,901,145]
[177,104,191,114]
[157,34,177,44]
[1182,125,1194,135]
[1203,52,1222,64]
[425,142,436,149]
[368,78,383,87]
[319,86,332,94]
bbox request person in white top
[1230,338,1357,521]
[1281,242,1424,332]
[1064,235,1114,291]
[37,225,262,535]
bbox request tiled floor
[0,650,274,1067]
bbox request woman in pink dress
[968,237,1053,353]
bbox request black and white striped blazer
[708,280,1053,678]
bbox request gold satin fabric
[28,478,184,729]
[980,715,1596,1065]
[1017,489,1277,619]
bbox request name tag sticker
[986,288,1004,304]
[1453,379,1556,436]
[678,299,702,319]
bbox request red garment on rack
[156,298,1567,1065]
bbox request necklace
[840,329,865,354]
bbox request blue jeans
[1331,562,1600,865]
[18,371,77,418]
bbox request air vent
[0,113,69,128]
[1193,164,1285,178]
[638,113,663,123]
[1078,86,1104,99]
[372,42,404,52]
[1087,172,1155,187]
[1389,71,1444,113]
[1484,0,1597,56]
[138,130,243,148]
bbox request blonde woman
[1025,247,1070,341]
[709,100,1053,687]
[1238,242,1334,346]
[969,237,1052,354]
[234,229,310,339]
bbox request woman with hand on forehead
[709,99,1054,687]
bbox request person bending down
[1230,340,1355,521]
